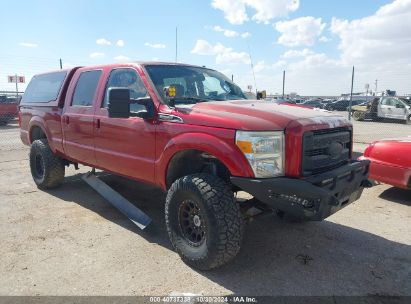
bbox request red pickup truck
[19,62,370,270]
[0,96,19,125]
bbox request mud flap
[82,172,152,230]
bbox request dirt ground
[0,123,410,296]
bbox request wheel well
[166,150,231,189]
[30,126,47,143]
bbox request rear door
[62,69,102,165]
[93,67,156,182]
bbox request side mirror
[131,97,155,119]
[108,88,130,118]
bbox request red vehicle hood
[172,100,350,131]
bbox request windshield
[144,64,246,105]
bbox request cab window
[21,71,67,103]
[103,68,148,113]
[72,70,102,107]
[381,98,390,106]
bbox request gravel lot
[0,120,410,296]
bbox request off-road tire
[165,173,244,270]
[30,139,65,189]
[352,111,364,121]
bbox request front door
[94,67,156,182]
[62,69,102,165]
[391,98,407,120]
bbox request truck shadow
[47,173,411,295]
[47,172,172,249]
[355,119,408,125]
[379,187,411,206]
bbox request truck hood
[172,100,351,130]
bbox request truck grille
[302,127,351,176]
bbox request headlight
[235,131,284,178]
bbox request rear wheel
[165,174,244,270]
[30,139,65,189]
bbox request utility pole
[246,41,257,93]
[15,74,19,100]
[374,79,378,95]
[59,58,63,69]
[348,66,355,121]
[282,70,285,98]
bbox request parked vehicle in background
[293,98,306,104]
[19,62,370,270]
[351,97,411,124]
[300,100,324,109]
[325,99,362,111]
[359,137,411,190]
[0,95,19,125]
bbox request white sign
[8,75,25,83]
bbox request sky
[1,0,410,96]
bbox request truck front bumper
[231,160,371,221]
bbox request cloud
[211,0,299,25]
[116,40,125,47]
[275,16,326,46]
[89,52,105,59]
[319,36,331,42]
[212,25,239,37]
[114,55,130,61]
[19,42,38,48]
[272,60,287,69]
[241,32,251,39]
[282,48,315,58]
[144,42,166,49]
[330,0,411,65]
[254,60,266,73]
[96,38,111,46]
[191,39,250,65]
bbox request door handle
[96,118,101,129]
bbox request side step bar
[82,172,152,230]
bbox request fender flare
[156,132,254,189]
[28,117,55,152]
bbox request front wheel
[30,139,65,189]
[165,174,244,270]
[406,115,411,125]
